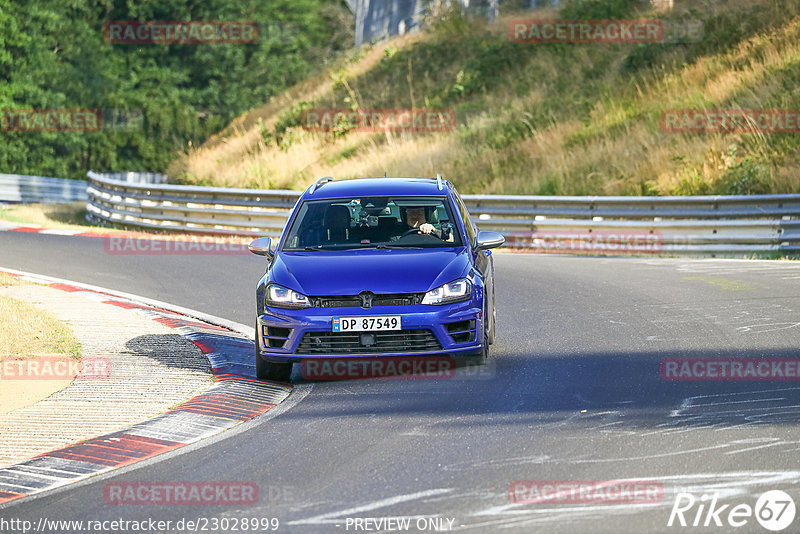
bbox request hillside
[169,0,800,196]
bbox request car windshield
[281,196,463,250]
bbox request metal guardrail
[0,174,88,203]
[86,171,300,236]
[94,171,168,184]
[0,172,165,204]
[86,171,800,256]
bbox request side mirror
[475,231,505,251]
[249,237,274,260]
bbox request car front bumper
[256,299,483,364]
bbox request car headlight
[421,278,472,305]
[266,283,310,309]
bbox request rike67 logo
[668,490,796,531]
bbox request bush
[719,157,771,195]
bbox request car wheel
[481,296,491,362]
[255,330,293,382]
[467,295,490,366]
[488,285,496,345]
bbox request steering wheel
[401,228,423,237]
[398,228,442,244]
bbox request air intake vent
[262,325,292,349]
[445,320,476,343]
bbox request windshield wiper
[372,243,423,249]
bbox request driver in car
[403,206,454,242]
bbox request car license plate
[332,316,401,332]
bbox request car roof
[303,177,450,199]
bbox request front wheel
[479,296,490,363]
[487,285,496,345]
[466,295,490,366]
[255,331,293,382]
[255,352,293,382]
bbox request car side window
[452,189,477,245]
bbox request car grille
[310,293,423,308]
[296,329,442,354]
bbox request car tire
[487,284,496,346]
[467,294,490,366]
[255,331,293,382]
[481,296,491,363]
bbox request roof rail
[309,176,334,194]
[436,173,444,191]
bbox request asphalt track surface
[2,231,800,533]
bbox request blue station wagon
[248,175,504,382]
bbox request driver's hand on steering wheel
[418,223,435,234]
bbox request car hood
[270,248,471,295]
